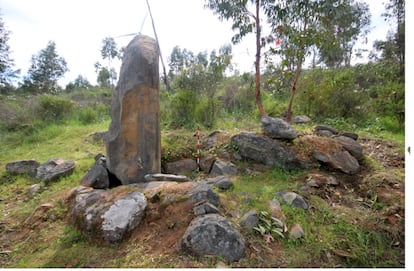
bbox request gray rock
[193,201,220,216]
[199,155,215,173]
[293,115,311,124]
[6,159,40,177]
[28,184,41,197]
[339,132,359,141]
[269,198,284,218]
[178,214,245,262]
[276,191,308,210]
[313,150,360,175]
[261,116,298,140]
[189,182,221,207]
[105,35,161,184]
[144,173,190,182]
[214,177,234,191]
[313,125,339,135]
[335,135,364,161]
[101,192,147,243]
[210,160,237,177]
[231,133,310,170]
[165,158,197,175]
[80,162,109,189]
[67,186,147,244]
[36,158,75,184]
[239,210,259,232]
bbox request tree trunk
[255,0,267,117]
[286,60,302,123]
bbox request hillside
[0,117,405,268]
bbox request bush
[36,95,75,122]
[77,106,98,124]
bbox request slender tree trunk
[286,59,302,122]
[255,0,267,117]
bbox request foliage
[65,75,92,92]
[37,95,75,122]
[23,41,68,94]
[253,210,285,241]
[0,12,19,90]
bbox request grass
[0,108,405,268]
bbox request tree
[25,41,68,94]
[318,0,371,68]
[0,12,19,90]
[65,75,91,91]
[94,61,116,89]
[100,37,119,87]
[205,0,271,117]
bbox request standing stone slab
[106,35,160,184]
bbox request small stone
[28,184,41,197]
[6,159,40,177]
[193,202,220,216]
[239,210,259,232]
[276,191,308,210]
[289,223,305,239]
[214,178,234,191]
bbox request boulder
[213,177,234,191]
[313,150,360,175]
[313,125,339,135]
[335,135,364,161]
[165,158,197,175]
[80,157,109,189]
[193,201,220,216]
[178,214,245,262]
[5,159,40,177]
[36,158,75,184]
[276,191,308,210]
[67,185,147,244]
[231,133,310,170]
[105,35,161,184]
[261,116,298,140]
[210,160,238,177]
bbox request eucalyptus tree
[0,13,19,90]
[25,41,68,94]
[100,37,119,87]
[205,0,273,117]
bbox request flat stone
[6,159,40,177]
[144,173,190,182]
[36,158,75,184]
[239,210,259,232]
[261,116,298,140]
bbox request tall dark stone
[105,35,161,184]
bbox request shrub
[36,95,75,122]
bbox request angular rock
[239,210,259,232]
[188,182,221,207]
[199,155,215,173]
[101,192,147,243]
[178,214,245,262]
[231,133,310,170]
[210,160,237,177]
[276,191,308,210]
[165,158,197,175]
[6,159,40,177]
[339,131,359,141]
[36,158,75,184]
[269,198,284,219]
[144,173,190,182]
[293,115,311,124]
[313,125,339,135]
[335,135,364,161]
[81,157,109,189]
[261,116,298,140]
[67,185,147,244]
[105,35,161,184]
[313,150,360,175]
[213,177,234,191]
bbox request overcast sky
[0,0,401,86]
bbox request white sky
[0,0,399,86]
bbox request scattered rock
[339,132,359,141]
[231,133,310,170]
[178,214,245,262]
[261,116,298,140]
[213,177,234,191]
[36,158,75,184]
[269,198,284,219]
[289,223,305,239]
[91,131,107,142]
[239,210,259,232]
[313,125,339,135]
[199,155,215,173]
[188,182,221,207]
[293,115,311,124]
[105,35,161,184]
[305,173,340,187]
[165,158,197,175]
[276,191,308,210]
[80,157,109,189]
[5,159,40,177]
[313,150,360,175]
[210,160,238,177]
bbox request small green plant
[253,210,286,242]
